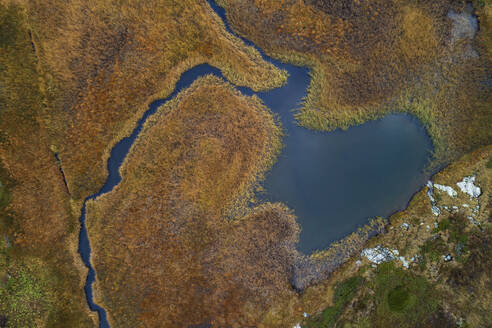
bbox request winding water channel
[78,1,433,326]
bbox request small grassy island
[0,0,491,327]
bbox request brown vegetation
[0,3,92,326]
[292,217,386,290]
[1,0,287,325]
[2,0,491,326]
[86,76,299,327]
[218,0,492,164]
[21,0,286,200]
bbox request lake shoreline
[78,1,437,326]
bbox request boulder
[361,245,395,264]
[457,176,481,198]
[434,184,458,197]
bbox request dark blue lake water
[206,0,432,253]
[261,112,432,253]
[254,64,431,253]
[78,1,433,326]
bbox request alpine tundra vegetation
[0,0,491,327]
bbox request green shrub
[438,219,451,231]
[448,215,468,244]
[420,236,448,262]
[334,276,363,305]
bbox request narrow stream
[78,0,433,326]
[77,65,232,328]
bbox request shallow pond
[208,0,433,254]
[262,111,432,253]
[244,64,432,254]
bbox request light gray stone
[457,176,481,198]
[432,206,441,216]
[434,184,458,197]
[361,245,395,264]
[399,256,410,269]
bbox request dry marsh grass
[0,0,287,326]
[2,0,491,326]
[0,3,93,326]
[86,76,299,327]
[21,0,286,200]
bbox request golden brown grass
[86,76,299,327]
[0,3,93,326]
[1,1,288,325]
[2,0,491,326]
[219,0,492,165]
[19,0,286,200]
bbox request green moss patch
[0,252,52,328]
[420,236,448,263]
[486,156,492,169]
[370,262,439,327]
[387,286,410,312]
[303,276,363,328]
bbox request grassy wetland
[218,0,492,165]
[86,76,299,327]
[1,0,491,327]
[0,3,93,326]
[24,0,286,201]
[0,0,285,325]
[1,0,283,324]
